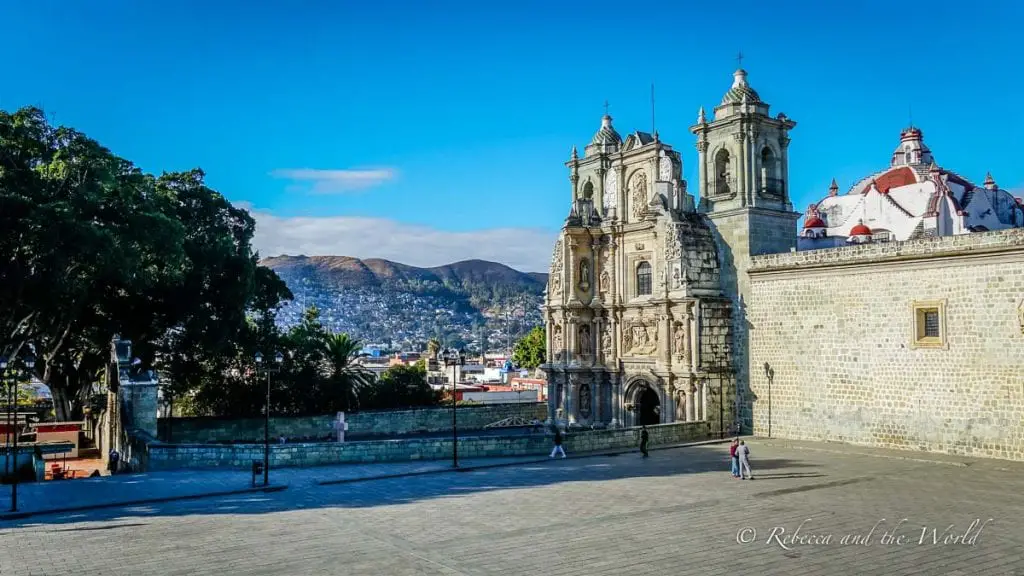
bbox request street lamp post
[763,363,774,439]
[3,351,34,512]
[437,348,466,468]
[254,351,284,487]
[712,344,725,439]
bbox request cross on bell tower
[736,52,744,69]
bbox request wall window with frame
[636,261,652,296]
[911,300,947,349]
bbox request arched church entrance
[638,387,661,426]
[625,378,662,427]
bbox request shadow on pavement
[0,444,824,530]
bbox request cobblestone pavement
[3,440,1024,575]
[0,454,553,517]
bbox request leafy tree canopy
[512,326,546,370]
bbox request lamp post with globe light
[254,351,284,486]
[436,348,466,468]
[2,351,34,512]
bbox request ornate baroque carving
[548,239,563,296]
[621,310,658,356]
[603,169,618,212]
[578,324,592,356]
[578,258,591,292]
[629,170,649,220]
[659,154,673,182]
[578,383,592,419]
[661,221,688,289]
[673,321,690,362]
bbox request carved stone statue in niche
[552,324,563,352]
[579,383,592,419]
[630,171,648,220]
[601,327,612,356]
[578,259,591,291]
[675,388,686,421]
[673,321,689,361]
[599,269,610,294]
[550,276,561,296]
[578,324,592,356]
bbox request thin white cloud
[248,208,557,273]
[270,168,397,194]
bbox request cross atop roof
[736,51,744,69]
[603,100,610,116]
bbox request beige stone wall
[747,229,1024,460]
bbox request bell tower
[690,66,800,434]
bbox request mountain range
[261,256,548,334]
[261,255,547,295]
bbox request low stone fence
[141,420,711,471]
[158,402,548,444]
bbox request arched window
[760,146,777,194]
[582,180,594,199]
[714,149,731,195]
[636,261,652,296]
[903,147,912,165]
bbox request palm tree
[323,333,372,412]
[426,337,442,359]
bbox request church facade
[542,68,1024,463]
[541,68,797,434]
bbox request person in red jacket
[729,438,740,478]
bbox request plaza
[2,439,1023,575]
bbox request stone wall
[705,208,798,434]
[158,402,548,444]
[141,420,711,471]
[747,229,1024,460]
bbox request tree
[362,363,439,410]
[0,107,292,419]
[512,326,546,370]
[323,332,372,411]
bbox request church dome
[849,222,873,237]
[590,115,622,147]
[719,69,762,105]
[803,216,826,229]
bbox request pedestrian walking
[737,440,752,480]
[108,446,119,473]
[549,427,566,459]
[729,438,740,477]
[639,426,649,458]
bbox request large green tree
[512,325,546,370]
[0,107,291,419]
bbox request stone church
[542,68,797,434]
[543,67,1024,465]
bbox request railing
[761,177,785,197]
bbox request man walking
[549,427,566,459]
[737,440,752,480]
[729,438,740,477]
[639,426,649,458]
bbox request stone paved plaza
[3,440,1024,575]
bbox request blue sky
[3,0,1022,272]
